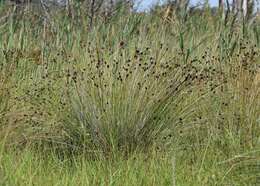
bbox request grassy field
[0,4,259,185]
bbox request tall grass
[0,3,259,185]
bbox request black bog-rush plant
[60,43,202,157]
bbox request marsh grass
[0,3,259,185]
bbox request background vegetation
[0,0,259,185]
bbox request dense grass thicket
[0,3,259,185]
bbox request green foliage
[0,4,259,185]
